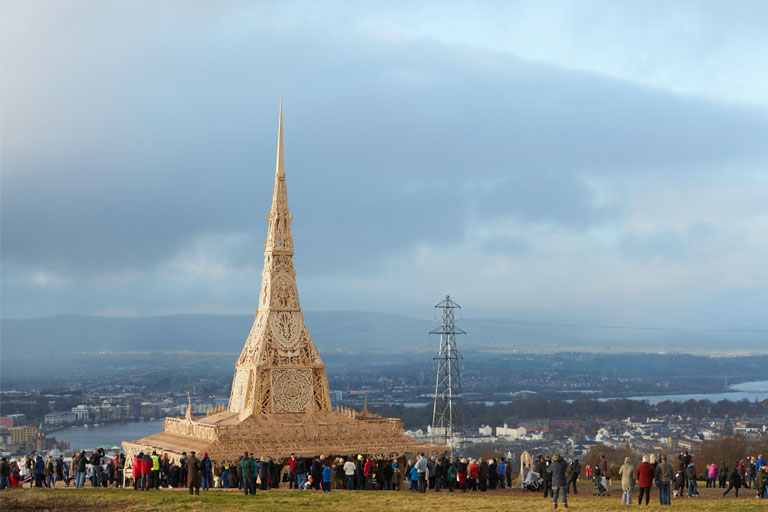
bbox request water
[54,420,165,450]
[604,380,768,405]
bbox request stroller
[593,475,610,496]
[522,470,542,492]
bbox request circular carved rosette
[271,369,312,413]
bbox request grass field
[0,486,763,511]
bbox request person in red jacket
[468,459,480,492]
[142,455,153,490]
[287,453,297,489]
[636,455,655,505]
[132,453,142,490]
[364,459,375,490]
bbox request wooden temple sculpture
[122,102,446,465]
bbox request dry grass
[0,486,763,511]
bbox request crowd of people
[2,447,767,505]
[614,450,768,505]
[403,454,513,493]
[0,449,125,489]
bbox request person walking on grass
[550,454,568,509]
[723,462,741,498]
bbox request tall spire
[265,98,293,254]
[276,97,284,178]
[228,102,331,418]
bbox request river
[53,419,165,450]
[613,380,768,405]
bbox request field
[0,486,763,511]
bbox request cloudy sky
[2,0,767,329]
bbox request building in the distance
[10,425,37,445]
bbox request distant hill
[0,311,435,356]
[2,311,764,358]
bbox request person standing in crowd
[457,457,467,492]
[655,454,673,506]
[619,456,635,505]
[550,454,568,509]
[322,463,332,494]
[382,461,394,490]
[294,455,307,490]
[722,462,741,498]
[106,458,115,487]
[93,449,105,488]
[478,458,489,492]
[446,459,457,492]
[150,451,160,490]
[186,451,202,495]
[201,452,212,491]
[539,456,552,499]
[226,461,237,489]
[342,457,355,490]
[0,457,11,490]
[354,455,364,490]
[498,457,506,489]
[427,457,436,490]
[116,453,125,488]
[635,455,654,505]
[71,452,81,488]
[56,455,65,486]
[132,452,142,490]
[719,461,729,488]
[408,460,418,491]
[45,456,55,488]
[239,452,254,495]
[488,458,498,490]
[287,453,297,489]
[757,464,767,499]
[259,455,272,490]
[34,455,44,488]
[685,462,697,497]
[19,456,30,488]
[435,457,445,492]
[568,458,580,495]
[706,462,718,488]
[601,455,608,480]
[364,457,375,490]
[748,457,757,490]
[468,458,479,492]
[143,453,154,490]
[415,453,428,493]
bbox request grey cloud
[2,2,767,319]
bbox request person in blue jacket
[322,464,332,494]
[410,462,419,491]
[202,452,212,491]
[34,456,45,488]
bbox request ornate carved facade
[123,102,445,467]
[228,105,330,418]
